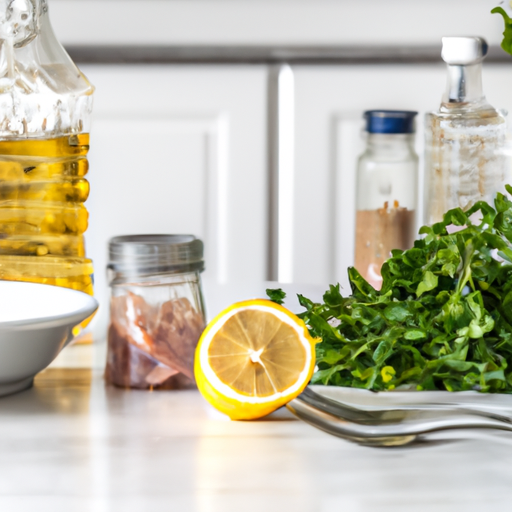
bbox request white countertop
[3,344,512,512]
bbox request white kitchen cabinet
[82,62,512,325]
[292,64,512,290]
[46,0,512,313]
[81,65,268,333]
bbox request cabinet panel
[81,65,268,335]
[293,65,512,289]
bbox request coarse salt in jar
[105,235,206,390]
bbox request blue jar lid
[364,110,418,134]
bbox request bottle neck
[365,133,416,157]
[443,63,484,104]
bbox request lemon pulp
[208,308,307,397]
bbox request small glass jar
[355,110,419,290]
[424,37,507,226]
[105,235,206,390]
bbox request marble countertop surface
[2,343,512,512]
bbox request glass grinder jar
[424,37,508,225]
[106,235,206,390]
[354,110,419,290]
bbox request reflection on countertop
[2,345,512,511]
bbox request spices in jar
[355,200,416,289]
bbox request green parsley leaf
[266,288,286,305]
[492,7,512,56]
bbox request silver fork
[287,390,512,447]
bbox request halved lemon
[194,299,316,420]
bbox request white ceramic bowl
[0,281,98,397]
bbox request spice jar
[354,110,419,290]
[424,37,507,225]
[105,235,206,390]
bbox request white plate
[309,385,512,414]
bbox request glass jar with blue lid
[354,110,419,290]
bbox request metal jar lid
[108,234,204,278]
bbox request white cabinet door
[81,65,268,334]
[292,64,512,290]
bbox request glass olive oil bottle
[0,0,94,295]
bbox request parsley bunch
[269,187,512,393]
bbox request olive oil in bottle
[0,134,93,294]
[0,0,95,297]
